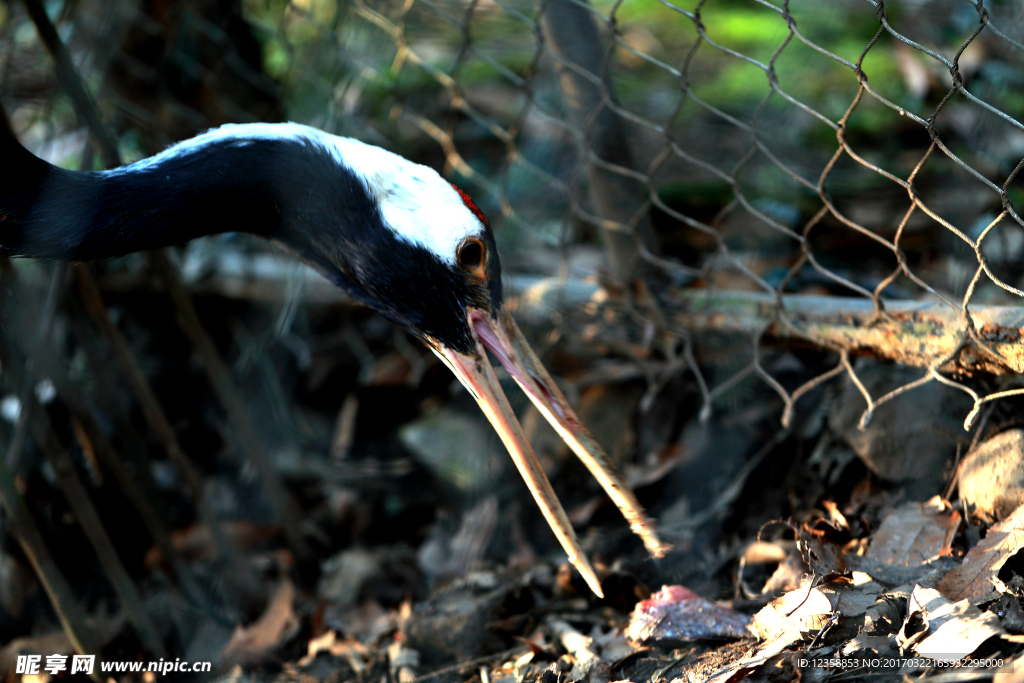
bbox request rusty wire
[330,0,1024,429]
[1,0,1023,432]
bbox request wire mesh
[2,0,1024,434]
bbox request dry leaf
[819,573,883,617]
[841,633,898,658]
[867,501,950,566]
[821,500,851,531]
[220,579,299,665]
[993,652,1024,683]
[798,522,848,580]
[703,637,792,683]
[761,554,809,595]
[845,555,958,588]
[905,586,1004,662]
[743,541,790,565]
[752,574,880,644]
[299,630,370,672]
[751,582,832,644]
[938,503,1024,603]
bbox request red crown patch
[451,184,489,227]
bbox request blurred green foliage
[7,0,1017,287]
[236,0,1021,198]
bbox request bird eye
[459,239,485,271]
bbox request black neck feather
[0,127,492,354]
[0,133,327,261]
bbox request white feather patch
[104,122,485,265]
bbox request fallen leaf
[798,524,848,580]
[993,652,1024,683]
[752,575,879,644]
[820,573,883,617]
[938,503,1024,603]
[761,554,809,595]
[867,501,950,566]
[959,429,1024,522]
[298,630,370,672]
[751,582,832,644]
[703,636,792,683]
[743,541,790,565]
[845,555,958,587]
[859,595,906,638]
[220,578,299,665]
[821,500,851,531]
[904,586,1004,662]
[841,633,899,658]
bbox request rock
[399,407,504,494]
[627,585,752,643]
[959,429,1024,521]
[401,579,511,664]
[828,361,972,498]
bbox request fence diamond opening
[2,0,1023,432]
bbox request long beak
[431,308,670,598]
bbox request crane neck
[0,130,334,262]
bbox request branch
[508,277,1024,376]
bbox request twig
[0,450,99,667]
[18,0,118,167]
[145,252,310,558]
[19,0,309,559]
[47,438,168,658]
[409,648,531,683]
[33,311,202,593]
[74,264,206,499]
[539,0,659,287]
[0,263,99,675]
[508,276,1024,376]
[1,271,167,658]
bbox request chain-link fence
[2,0,1024,669]
[4,0,1023,436]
